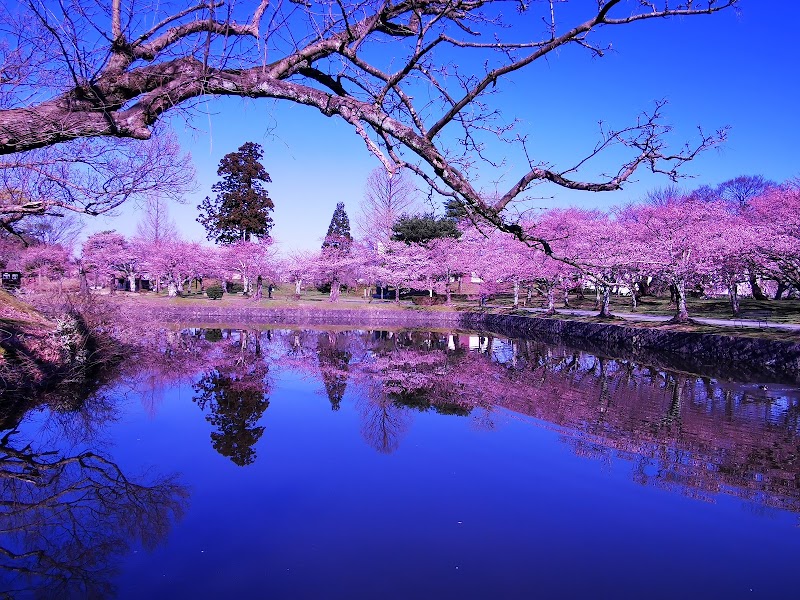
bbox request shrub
[206,285,224,300]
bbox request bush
[206,285,224,300]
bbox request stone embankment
[130,304,800,382]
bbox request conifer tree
[322,202,353,252]
[197,142,274,245]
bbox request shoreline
[124,302,800,382]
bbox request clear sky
[83,0,800,253]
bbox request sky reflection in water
[2,327,800,599]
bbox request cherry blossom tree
[619,196,730,322]
[218,240,278,299]
[143,240,212,297]
[370,240,423,303]
[282,250,317,298]
[81,231,138,294]
[311,237,366,302]
[747,185,800,295]
[534,209,632,318]
[18,243,71,291]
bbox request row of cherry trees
[286,183,799,321]
[79,234,281,298]
[3,183,798,322]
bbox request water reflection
[193,330,271,467]
[176,327,800,516]
[3,325,800,596]
[316,331,352,411]
[0,420,188,598]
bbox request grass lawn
[490,292,800,325]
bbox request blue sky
[85,0,800,253]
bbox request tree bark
[513,279,519,309]
[748,271,767,301]
[598,285,612,318]
[728,280,740,315]
[254,275,263,300]
[545,286,556,314]
[673,278,690,322]
[775,280,787,300]
[329,280,341,302]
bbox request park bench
[733,309,773,329]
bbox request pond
[2,326,800,599]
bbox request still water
[2,327,800,599]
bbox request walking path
[487,306,800,332]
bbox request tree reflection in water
[316,332,352,411]
[0,420,187,598]
[324,330,800,515]
[193,330,271,467]
[166,327,800,516]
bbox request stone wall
[130,305,800,382]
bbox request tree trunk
[563,288,570,308]
[598,285,612,318]
[79,268,90,299]
[176,278,184,295]
[254,275,263,300]
[394,281,401,303]
[748,271,766,300]
[167,282,178,297]
[295,279,301,296]
[329,280,341,302]
[728,280,740,315]
[775,280,787,300]
[446,269,452,305]
[545,286,555,314]
[673,278,690,322]
[526,286,533,306]
[109,275,116,295]
[513,279,519,309]
[128,273,137,293]
[630,284,637,310]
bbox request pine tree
[391,212,461,244]
[322,202,352,252]
[197,142,274,245]
[443,198,469,222]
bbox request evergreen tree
[443,198,469,222]
[391,212,461,244]
[322,202,353,252]
[197,142,274,245]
